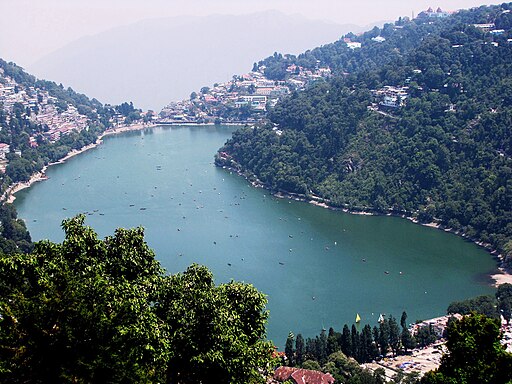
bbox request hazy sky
[0,0,500,68]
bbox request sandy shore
[4,168,49,204]
[2,123,156,204]
[101,122,155,138]
[490,269,512,286]
[362,342,445,379]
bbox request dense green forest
[218,3,512,262]
[0,216,275,383]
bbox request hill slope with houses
[0,59,153,184]
[158,58,333,125]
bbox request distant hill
[29,11,365,111]
[217,3,512,261]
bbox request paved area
[362,342,445,380]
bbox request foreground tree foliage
[421,313,512,384]
[0,215,275,383]
[0,203,33,254]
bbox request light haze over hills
[29,11,365,111]
[1,0,499,67]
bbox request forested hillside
[217,4,512,261]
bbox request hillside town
[0,66,153,175]
[0,68,90,147]
[158,60,415,125]
[158,64,332,124]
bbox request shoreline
[155,121,251,126]
[218,162,512,288]
[2,121,243,204]
[5,126,511,288]
[490,268,512,286]
[2,122,156,204]
[100,122,157,138]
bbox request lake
[14,125,497,348]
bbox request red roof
[274,366,335,384]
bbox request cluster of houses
[410,314,463,339]
[32,103,89,143]
[0,68,89,147]
[159,65,332,124]
[159,60,415,125]
[372,86,409,109]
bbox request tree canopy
[422,313,512,384]
[0,215,275,383]
[285,312,416,367]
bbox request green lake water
[14,125,497,348]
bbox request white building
[0,143,10,160]
[346,42,362,49]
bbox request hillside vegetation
[217,3,512,261]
